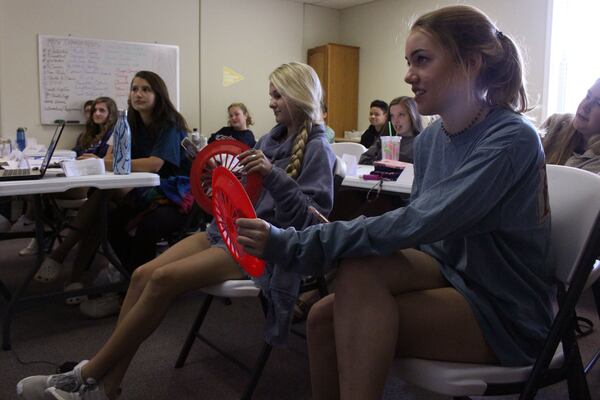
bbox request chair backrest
[333,155,347,194]
[331,142,367,159]
[546,165,600,284]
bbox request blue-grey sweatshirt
[263,108,555,365]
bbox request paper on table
[61,158,105,177]
[342,153,358,176]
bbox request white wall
[340,0,551,130]
[200,0,304,139]
[0,0,553,147]
[0,0,200,147]
[303,4,341,55]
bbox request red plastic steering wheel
[190,140,262,214]
[212,166,266,277]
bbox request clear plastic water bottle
[16,127,26,151]
[113,110,131,175]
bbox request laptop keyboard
[0,168,30,177]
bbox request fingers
[238,150,271,176]
[236,218,271,256]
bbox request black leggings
[107,204,188,273]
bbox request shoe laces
[50,371,80,392]
[78,378,108,400]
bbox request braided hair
[269,62,323,178]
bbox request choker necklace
[441,106,485,138]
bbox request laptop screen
[39,122,65,173]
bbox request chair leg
[174,294,214,368]
[564,328,591,400]
[0,280,11,301]
[584,280,600,373]
[241,342,272,400]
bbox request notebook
[0,122,65,181]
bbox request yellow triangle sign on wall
[223,66,245,87]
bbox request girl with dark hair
[32,72,191,306]
[73,97,118,158]
[237,5,553,399]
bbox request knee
[336,257,383,289]
[307,298,334,337]
[129,265,152,293]
[146,267,178,299]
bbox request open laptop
[0,122,65,181]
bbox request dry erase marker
[308,205,329,223]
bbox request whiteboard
[38,35,179,125]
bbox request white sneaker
[0,214,10,232]
[10,215,36,232]
[19,238,38,256]
[92,264,122,287]
[34,258,63,283]
[45,378,109,400]
[79,294,121,319]
[16,360,88,400]
[64,282,86,305]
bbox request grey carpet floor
[0,237,599,399]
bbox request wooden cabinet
[307,43,359,139]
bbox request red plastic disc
[212,166,266,277]
[190,140,262,214]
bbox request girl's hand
[236,218,271,257]
[238,149,272,177]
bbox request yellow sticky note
[223,66,245,87]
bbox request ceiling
[289,0,376,10]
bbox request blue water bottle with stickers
[112,110,131,175]
[16,127,27,151]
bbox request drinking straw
[388,121,393,136]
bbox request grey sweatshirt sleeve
[262,138,335,229]
[262,124,540,276]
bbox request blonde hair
[412,5,528,113]
[542,113,584,164]
[269,62,323,178]
[227,102,254,126]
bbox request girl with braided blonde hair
[268,61,324,178]
[17,62,336,400]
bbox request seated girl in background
[33,71,191,299]
[207,102,256,148]
[73,97,118,158]
[237,6,554,399]
[359,96,424,164]
[14,97,119,256]
[542,78,600,173]
[17,62,335,400]
[359,99,388,148]
[322,103,335,143]
[82,100,94,122]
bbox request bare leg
[79,233,245,395]
[328,249,496,400]
[69,224,102,283]
[307,294,339,400]
[50,188,130,263]
[95,232,214,390]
